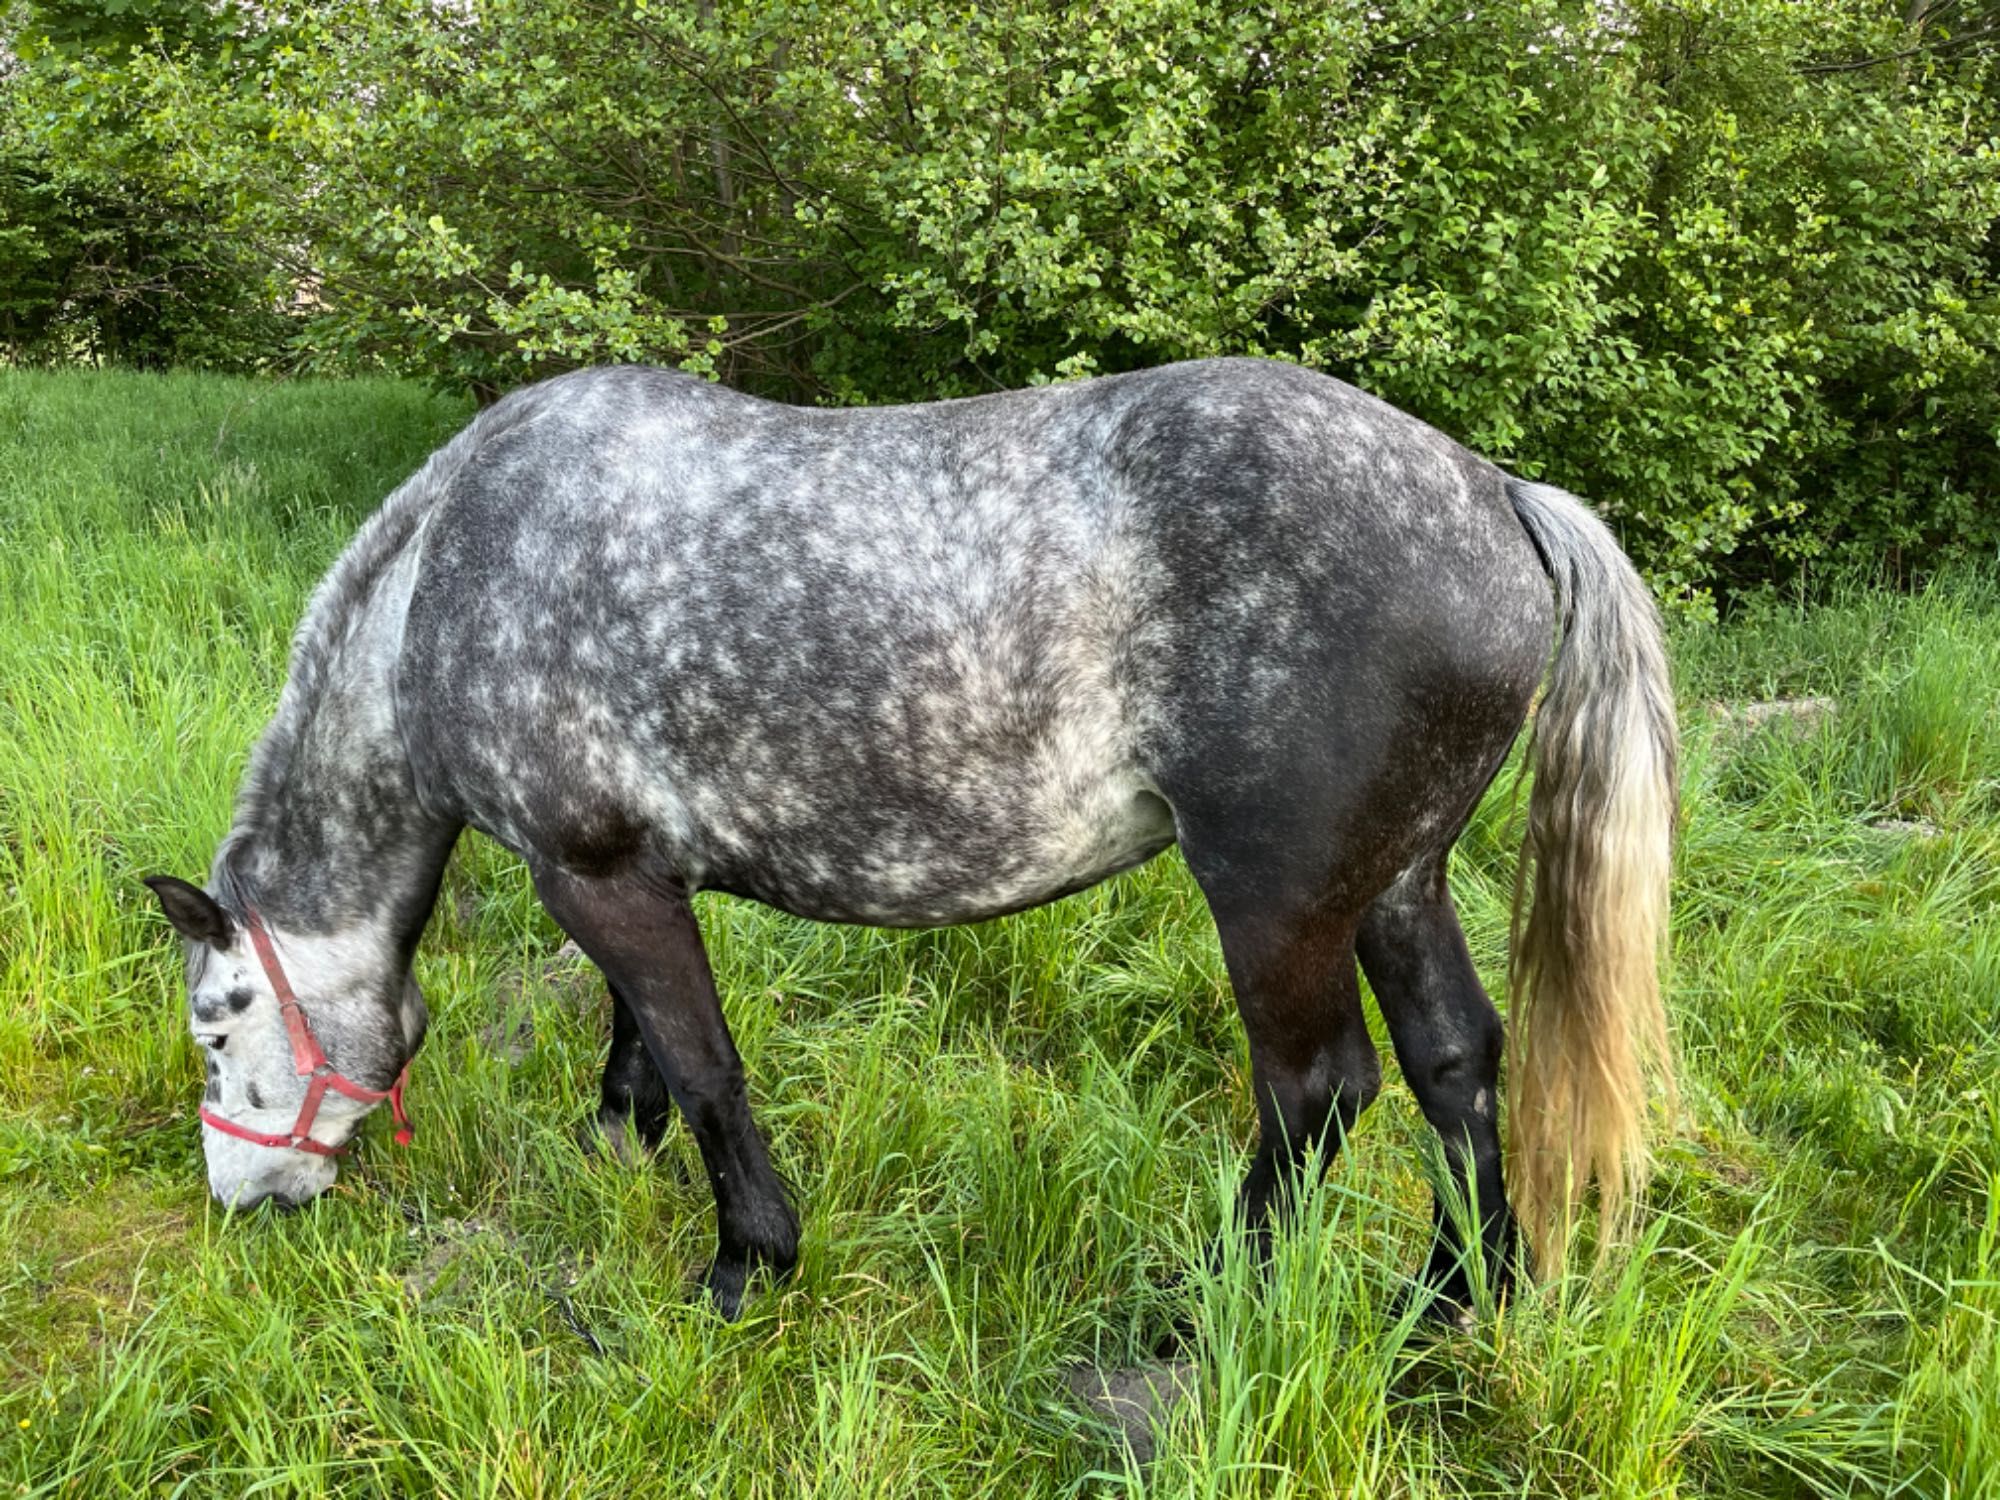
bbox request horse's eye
[197,1034,226,1051]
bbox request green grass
[1,367,1996,1497]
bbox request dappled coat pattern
[149,357,1676,1320]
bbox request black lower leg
[1213,900,1383,1252]
[1359,873,1517,1317]
[534,862,798,1318]
[1145,892,1380,1358]
[589,982,676,1158]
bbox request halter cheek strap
[197,909,415,1158]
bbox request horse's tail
[1503,478,1678,1273]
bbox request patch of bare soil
[399,1212,609,1356]
[475,940,604,1064]
[2,1182,194,1391]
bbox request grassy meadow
[1,367,1996,1497]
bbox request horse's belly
[698,772,1179,927]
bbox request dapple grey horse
[147,356,1675,1320]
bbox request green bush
[15,0,2000,598]
[0,12,296,372]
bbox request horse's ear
[143,876,235,948]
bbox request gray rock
[1707,696,1838,740]
[1065,1360,1197,1464]
[1867,816,1941,839]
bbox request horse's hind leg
[1187,867,1383,1249]
[1357,859,1517,1319]
[586,983,676,1163]
[532,862,798,1318]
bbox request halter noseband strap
[197,909,415,1158]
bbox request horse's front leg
[584,982,677,1164]
[532,861,798,1318]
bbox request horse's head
[145,875,427,1211]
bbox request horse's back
[396,359,1550,922]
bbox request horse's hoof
[1394,1279,1479,1336]
[576,1114,657,1168]
[1148,1298,1198,1360]
[701,1256,750,1320]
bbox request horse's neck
[230,731,455,955]
[223,551,458,955]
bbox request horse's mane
[213,386,556,890]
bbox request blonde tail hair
[1505,479,1678,1273]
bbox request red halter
[197,909,415,1158]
